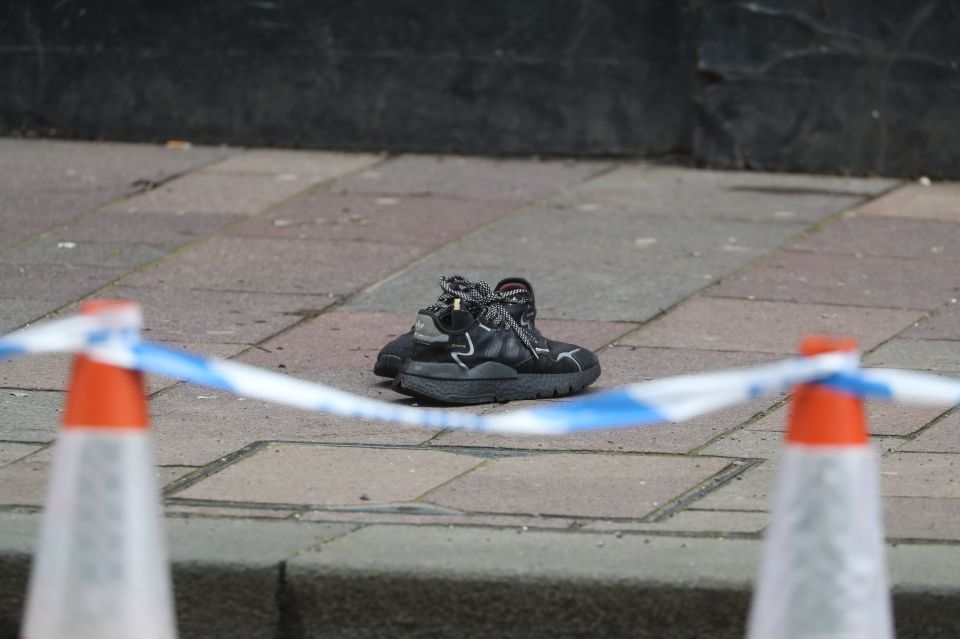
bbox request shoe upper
[375,275,542,376]
[407,281,598,376]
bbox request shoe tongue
[496,280,535,327]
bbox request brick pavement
[3,139,960,635]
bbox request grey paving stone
[707,250,955,310]
[595,345,780,387]
[623,297,920,354]
[700,429,905,459]
[345,260,713,321]
[0,263,128,302]
[0,239,169,269]
[0,342,243,393]
[864,338,960,376]
[0,391,63,443]
[230,192,523,246]
[0,442,42,467]
[175,442,483,506]
[583,510,769,534]
[790,215,960,260]
[693,459,777,512]
[434,398,774,455]
[202,149,382,177]
[108,173,314,215]
[165,505,295,519]
[0,191,121,252]
[0,139,232,191]
[903,301,960,340]
[0,298,61,333]
[855,183,960,221]
[122,235,425,296]
[333,154,610,202]
[298,510,574,529]
[553,165,895,222]
[238,311,413,371]
[108,285,334,345]
[900,412,960,453]
[425,453,731,519]
[149,373,433,467]
[52,210,243,245]
[748,401,948,437]
[880,452,960,499]
[883,496,960,541]
[0,447,50,506]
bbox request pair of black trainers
[375,275,601,404]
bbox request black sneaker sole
[373,354,404,378]
[393,364,601,405]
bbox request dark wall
[698,0,960,178]
[2,1,959,177]
[0,1,696,156]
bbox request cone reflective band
[21,300,177,639]
[747,336,893,639]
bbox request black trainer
[373,275,540,378]
[392,277,600,404]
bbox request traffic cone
[21,300,177,639]
[746,336,893,639]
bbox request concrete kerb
[2,512,960,638]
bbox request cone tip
[786,334,867,446]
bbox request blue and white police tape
[2,308,959,435]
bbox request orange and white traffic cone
[21,300,177,639]
[746,336,893,639]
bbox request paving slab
[692,460,777,512]
[899,411,960,453]
[864,338,960,376]
[0,239,169,270]
[174,442,484,506]
[0,442,42,467]
[237,311,413,371]
[107,173,315,215]
[903,301,960,340]
[122,235,425,296]
[0,139,233,191]
[583,510,770,534]
[699,429,905,459]
[424,453,732,519]
[332,155,610,202]
[706,250,956,310]
[149,374,434,466]
[0,446,50,506]
[0,342,245,393]
[230,192,524,247]
[0,298,61,334]
[298,510,575,529]
[0,391,63,443]
[622,297,920,354]
[108,285,334,345]
[883,496,960,540]
[880,452,960,499]
[434,399,774,455]
[0,263,128,302]
[855,183,960,221]
[202,149,382,177]
[551,165,896,222]
[0,191,122,252]
[345,260,714,321]
[790,215,960,260]
[595,345,780,388]
[748,401,948,437]
[52,210,243,245]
